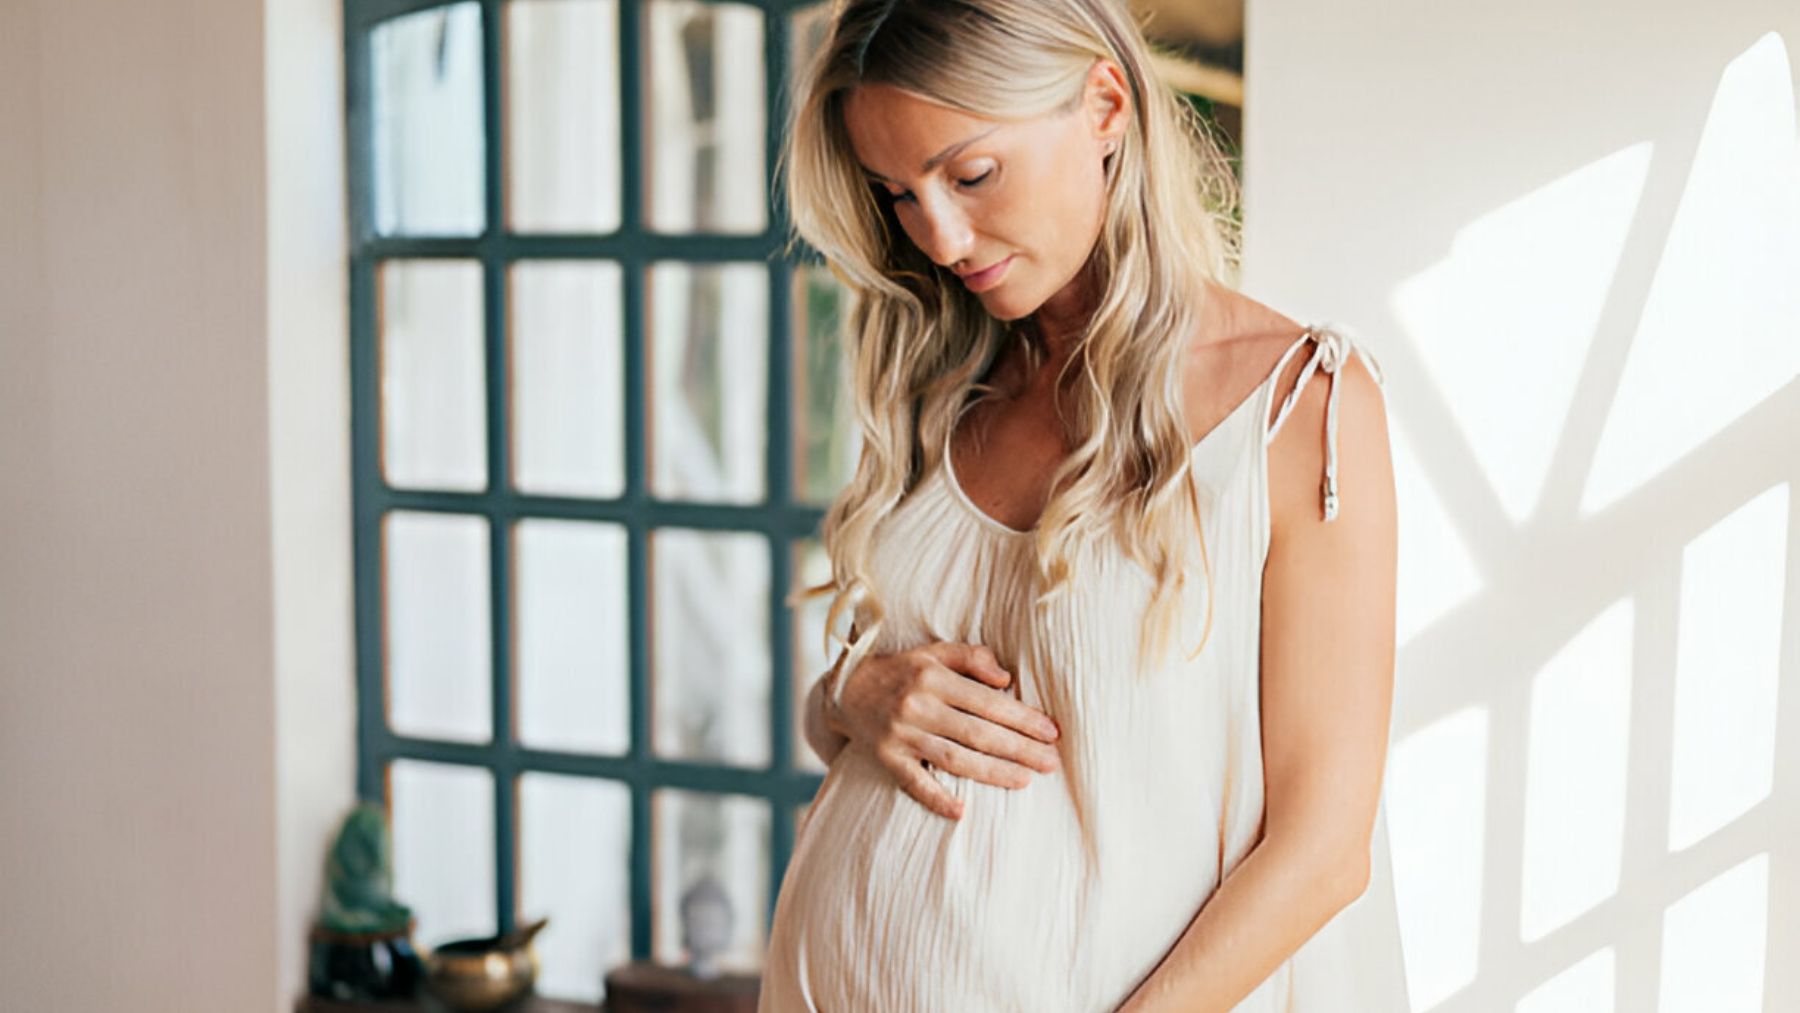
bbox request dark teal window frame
[344,0,828,960]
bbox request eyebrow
[861,125,1001,184]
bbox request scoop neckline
[940,365,1272,539]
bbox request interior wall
[0,1,354,1010]
[1242,1,1800,1008]
[268,0,357,1004]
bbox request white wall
[1243,1,1800,1009]
[0,0,354,1010]
[268,0,358,1004]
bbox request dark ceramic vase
[307,919,424,1001]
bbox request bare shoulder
[1179,281,1310,442]
[1264,326,1394,546]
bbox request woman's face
[841,61,1128,324]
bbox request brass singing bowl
[422,919,547,1012]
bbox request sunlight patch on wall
[1392,143,1651,523]
[1658,852,1769,1012]
[1668,483,1789,851]
[1392,415,1484,647]
[1520,598,1634,942]
[1582,32,1800,515]
[1389,706,1489,1009]
[1514,946,1615,1013]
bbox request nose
[908,192,976,270]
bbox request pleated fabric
[759,322,1411,1012]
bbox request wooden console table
[298,1000,596,1013]
[297,961,760,1013]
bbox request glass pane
[791,264,859,504]
[790,537,833,774]
[515,518,630,755]
[651,528,769,766]
[648,261,767,503]
[371,3,485,236]
[652,788,769,973]
[511,261,625,497]
[389,759,496,950]
[385,510,493,743]
[380,259,487,491]
[642,0,766,234]
[518,772,632,1004]
[507,0,623,233]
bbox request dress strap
[1264,322,1386,522]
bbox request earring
[1104,140,1116,154]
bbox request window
[344,0,854,1002]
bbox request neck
[1027,254,1104,365]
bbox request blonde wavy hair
[781,0,1243,705]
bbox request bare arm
[1118,349,1397,1011]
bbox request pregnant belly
[764,743,1107,1011]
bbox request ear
[1083,56,1131,147]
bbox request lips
[958,255,1014,291]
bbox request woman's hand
[826,641,1063,819]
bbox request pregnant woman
[761,0,1409,1009]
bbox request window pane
[385,510,493,743]
[380,259,487,492]
[518,772,633,1004]
[791,264,859,504]
[510,261,625,497]
[651,528,769,766]
[515,518,630,755]
[507,0,623,233]
[648,261,768,503]
[372,3,485,236]
[642,0,766,234]
[790,537,833,774]
[652,788,769,973]
[390,759,496,950]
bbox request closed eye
[887,169,993,204]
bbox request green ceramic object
[308,802,422,1001]
[320,801,414,935]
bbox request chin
[977,289,1036,322]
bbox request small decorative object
[602,872,756,1012]
[307,801,423,1001]
[423,915,550,1012]
[603,960,761,1013]
[680,872,735,980]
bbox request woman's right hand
[825,641,1063,820]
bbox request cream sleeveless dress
[759,322,1411,1012]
